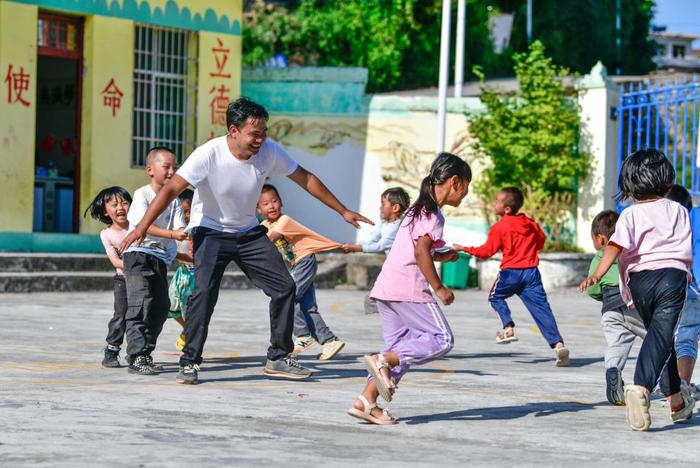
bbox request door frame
[37,12,84,233]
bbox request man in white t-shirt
[121,97,372,384]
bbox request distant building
[651,31,700,71]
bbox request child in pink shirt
[347,153,471,425]
[580,148,694,431]
[85,186,132,368]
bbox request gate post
[576,62,620,252]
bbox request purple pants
[374,300,454,384]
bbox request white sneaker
[292,336,317,355]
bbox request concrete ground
[1,288,699,467]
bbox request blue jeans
[290,254,335,344]
[675,282,700,360]
[488,267,564,347]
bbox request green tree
[469,41,590,249]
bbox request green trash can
[441,252,471,289]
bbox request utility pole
[527,0,532,43]
[437,0,452,153]
[454,0,466,98]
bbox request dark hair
[406,152,472,222]
[146,145,176,165]
[500,187,524,214]
[84,186,132,225]
[382,187,410,214]
[666,184,693,212]
[591,210,619,239]
[617,148,675,202]
[261,183,281,200]
[178,188,194,203]
[227,97,269,129]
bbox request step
[0,258,348,293]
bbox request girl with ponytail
[347,152,472,425]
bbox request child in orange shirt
[258,184,346,360]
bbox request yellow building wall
[80,15,145,234]
[196,31,241,143]
[0,1,38,232]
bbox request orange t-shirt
[261,214,341,263]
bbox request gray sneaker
[176,364,199,385]
[263,354,312,379]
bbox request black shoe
[128,355,156,375]
[102,346,121,368]
[606,367,625,406]
[176,364,199,384]
[145,355,164,371]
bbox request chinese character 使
[4,64,31,107]
[210,37,232,79]
[209,84,230,126]
[100,78,124,117]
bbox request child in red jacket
[454,187,570,366]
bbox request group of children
[87,142,700,432]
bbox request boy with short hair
[586,209,646,405]
[258,184,346,360]
[123,146,187,374]
[342,187,410,314]
[453,186,570,366]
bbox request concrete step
[0,258,348,293]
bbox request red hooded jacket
[463,214,546,269]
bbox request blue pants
[488,267,564,347]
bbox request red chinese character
[4,64,31,107]
[100,78,124,117]
[210,38,231,79]
[209,84,230,126]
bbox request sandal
[495,328,518,344]
[362,354,396,402]
[347,395,396,425]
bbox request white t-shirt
[177,136,298,233]
[125,185,186,264]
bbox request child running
[453,187,570,366]
[258,184,346,360]
[123,146,187,375]
[168,189,195,351]
[347,152,470,425]
[665,185,700,400]
[585,210,646,405]
[342,187,410,314]
[85,186,132,368]
[579,149,695,431]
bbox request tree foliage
[243,0,657,93]
[468,41,590,249]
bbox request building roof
[651,31,700,41]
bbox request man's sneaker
[554,346,570,367]
[293,336,317,355]
[176,364,200,385]
[145,355,164,371]
[605,367,625,406]
[128,355,155,375]
[671,385,696,423]
[102,346,121,368]
[317,339,345,361]
[264,354,312,379]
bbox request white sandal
[362,354,396,402]
[347,395,396,425]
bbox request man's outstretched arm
[287,165,373,229]
[119,174,190,251]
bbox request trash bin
[441,252,471,289]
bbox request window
[673,44,686,59]
[132,24,197,166]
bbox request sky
[654,0,700,46]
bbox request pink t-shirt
[370,210,446,303]
[610,198,692,306]
[100,226,128,276]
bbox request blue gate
[617,78,700,195]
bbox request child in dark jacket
[453,187,569,366]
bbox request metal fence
[617,77,700,195]
[132,24,198,166]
